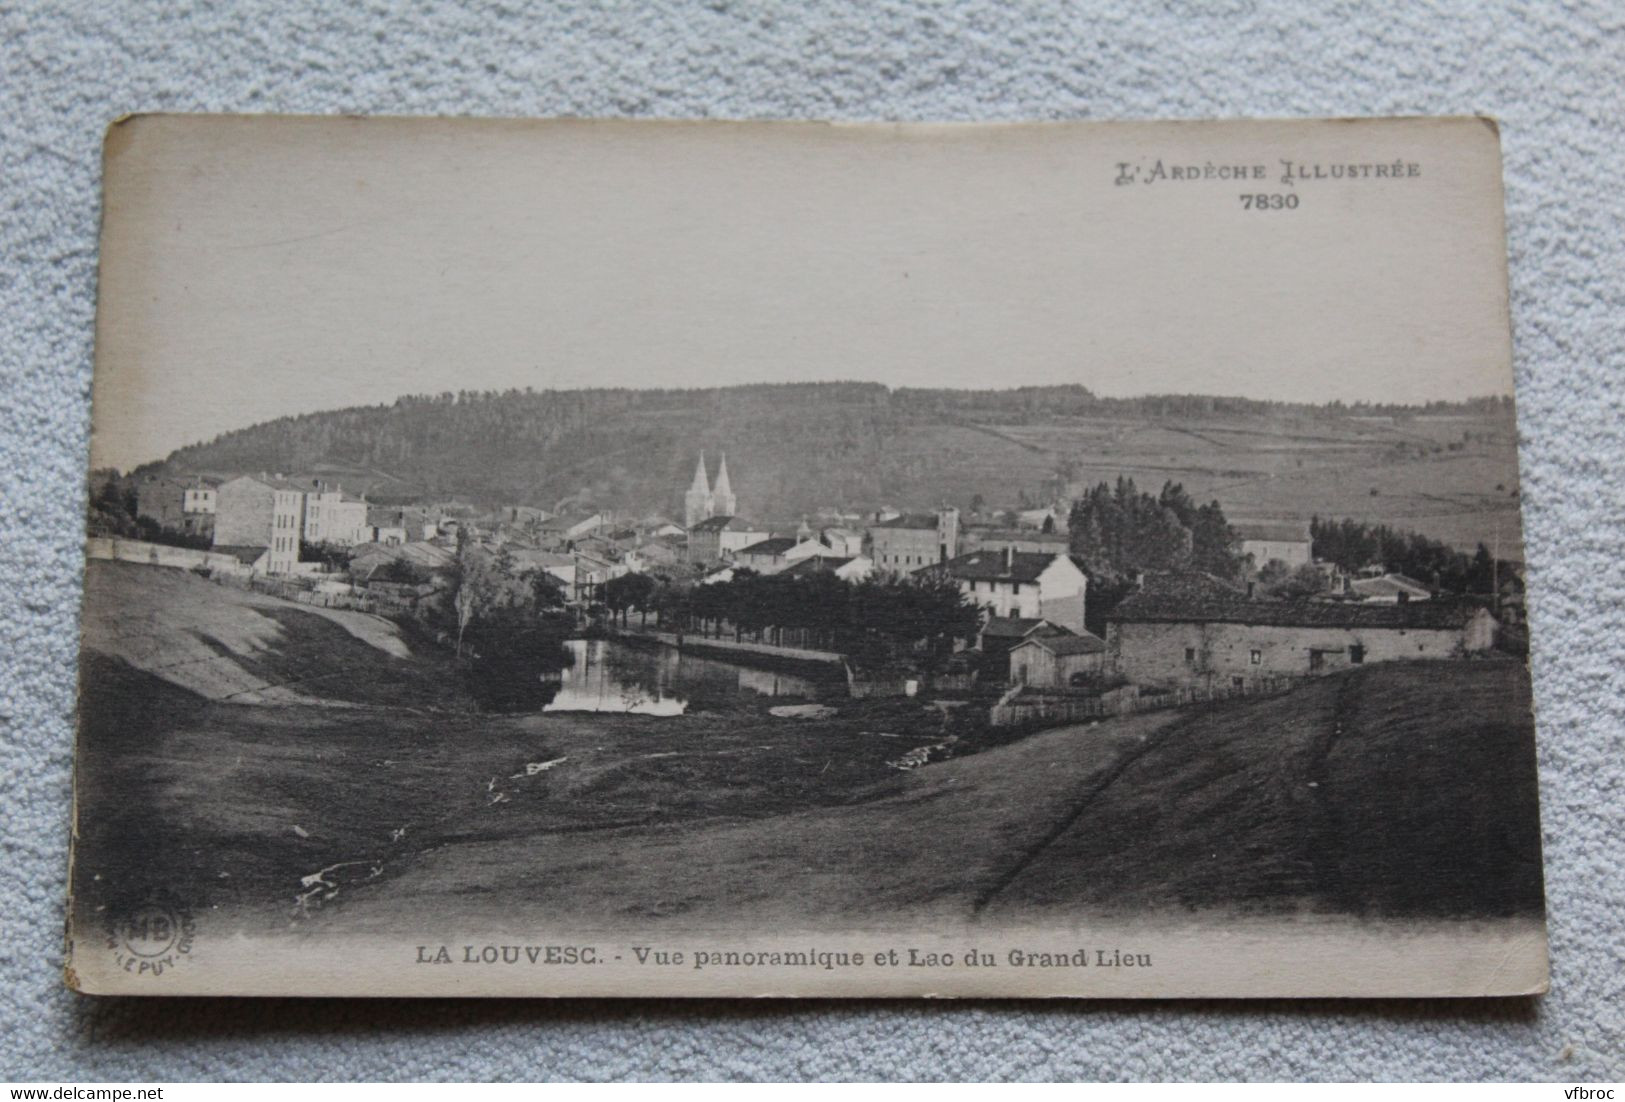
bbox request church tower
[684,453,712,529]
[711,453,737,518]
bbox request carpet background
[2,0,1621,1082]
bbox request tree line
[1067,478,1243,579]
[1310,516,1515,594]
[603,569,981,671]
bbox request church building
[684,452,738,528]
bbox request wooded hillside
[133,383,1518,527]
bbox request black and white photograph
[67,114,1546,998]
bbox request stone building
[213,475,307,574]
[135,475,218,537]
[1105,572,1497,689]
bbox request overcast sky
[91,116,1514,471]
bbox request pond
[540,639,840,715]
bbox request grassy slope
[79,560,464,709]
[329,663,1542,933]
[983,658,1545,921]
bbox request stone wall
[1107,617,1481,688]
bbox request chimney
[1247,581,1256,599]
[1134,571,1145,591]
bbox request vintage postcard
[67,115,1546,997]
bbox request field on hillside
[960,410,1523,553]
[71,562,1543,938]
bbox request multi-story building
[135,475,218,537]
[919,548,1088,635]
[213,475,307,574]
[302,482,370,546]
[867,508,960,573]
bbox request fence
[990,674,1297,728]
[92,537,438,618]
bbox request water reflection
[542,639,834,715]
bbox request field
[901,410,1525,553]
[70,562,1544,938]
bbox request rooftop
[350,541,456,569]
[782,556,857,577]
[1108,572,1487,630]
[1018,631,1106,656]
[689,515,757,533]
[1349,573,1433,599]
[873,512,942,530]
[920,550,1069,585]
[979,616,1067,640]
[737,537,801,556]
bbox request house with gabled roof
[916,548,1087,635]
[1348,572,1432,603]
[136,474,219,537]
[868,509,960,573]
[780,554,873,582]
[1105,571,1496,689]
[1235,520,1313,569]
[1009,630,1107,689]
[686,515,769,563]
[976,616,1072,680]
[732,536,803,574]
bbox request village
[88,446,1527,727]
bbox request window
[1250,649,1262,665]
[1349,644,1365,664]
[1232,676,1245,689]
[1184,647,1196,665]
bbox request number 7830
[1240,193,1299,210]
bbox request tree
[1310,517,1514,596]
[1266,562,1329,600]
[602,572,656,627]
[1256,558,1292,588]
[1066,477,1206,579]
[373,558,429,585]
[448,544,537,656]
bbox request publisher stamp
[105,889,195,978]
